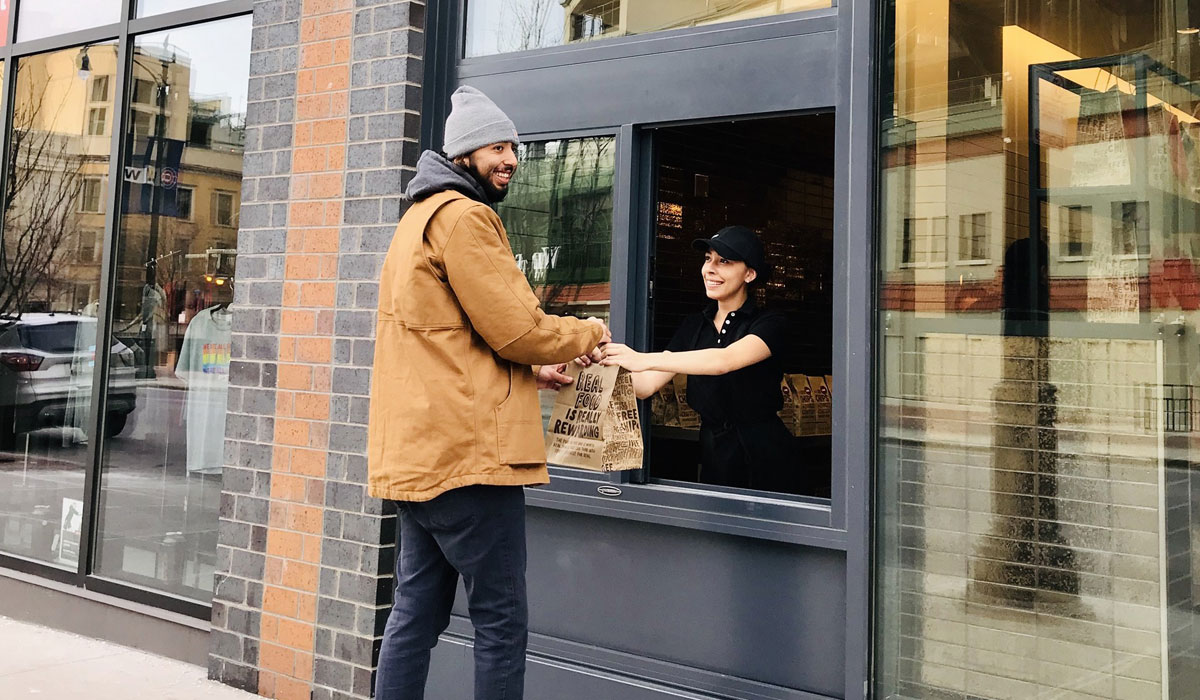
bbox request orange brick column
[212,1,424,697]
[255,0,350,697]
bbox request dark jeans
[375,485,529,700]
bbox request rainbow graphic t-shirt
[201,343,231,374]
[176,306,233,474]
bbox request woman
[600,225,793,491]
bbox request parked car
[0,313,138,448]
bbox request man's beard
[467,161,511,203]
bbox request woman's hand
[600,343,654,372]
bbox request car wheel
[104,412,129,438]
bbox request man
[368,85,609,700]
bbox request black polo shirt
[665,301,788,426]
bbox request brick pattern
[311,3,423,697]
[209,0,302,693]
[211,0,424,698]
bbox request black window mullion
[8,25,124,59]
[79,2,134,582]
[127,0,252,36]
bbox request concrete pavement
[0,617,257,699]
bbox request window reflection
[497,136,615,425]
[136,0,220,18]
[464,0,832,58]
[93,16,251,603]
[16,0,122,42]
[876,2,1200,699]
[0,44,118,569]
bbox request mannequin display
[175,304,232,474]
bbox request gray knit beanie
[442,86,519,160]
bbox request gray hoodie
[405,150,491,204]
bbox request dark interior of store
[648,113,836,499]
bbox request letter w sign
[124,166,148,184]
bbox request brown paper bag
[672,374,702,430]
[808,376,832,435]
[651,380,680,427]
[778,377,800,437]
[545,363,643,471]
[790,373,818,436]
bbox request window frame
[429,1,879,697]
[958,211,990,264]
[458,0,839,63]
[484,113,846,546]
[87,106,108,136]
[175,184,193,221]
[211,188,235,227]
[78,176,105,214]
[0,0,253,621]
[90,74,110,103]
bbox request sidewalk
[0,617,258,699]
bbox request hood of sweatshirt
[405,150,492,204]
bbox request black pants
[699,417,795,492]
[375,485,528,700]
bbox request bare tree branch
[0,61,86,321]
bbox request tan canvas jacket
[367,190,605,501]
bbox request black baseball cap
[691,225,768,277]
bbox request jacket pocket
[494,364,547,465]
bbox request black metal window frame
[0,0,252,620]
[424,17,877,690]
[425,0,863,540]
[424,1,880,697]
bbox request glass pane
[496,136,615,426]
[464,0,832,58]
[648,115,833,498]
[16,0,122,42]
[876,2,1200,699]
[136,0,219,17]
[0,44,116,569]
[93,16,250,603]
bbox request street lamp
[133,48,176,378]
[77,47,91,80]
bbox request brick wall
[210,0,424,697]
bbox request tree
[0,62,86,321]
[502,0,561,52]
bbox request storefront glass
[876,1,1200,697]
[16,1,123,42]
[464,0,832,58]
[92,16,250,602]
[496,136,615,423]
[0,43,117,569]
[136,0,216,17]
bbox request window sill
[955,259,991,266]
[532,469,843,549]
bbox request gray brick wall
[213,0,425,697]
[311,4,424,697]
[209,0,297,693]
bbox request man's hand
[575,317,611,367]
[536,363,573,390]
[585,316,612,346]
